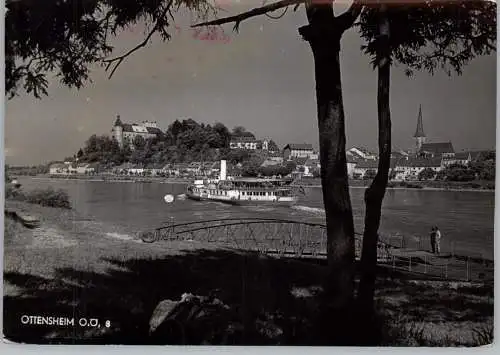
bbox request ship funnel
[220,160,227,181]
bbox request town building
[352,159,380,179]
[419,142,455,158]
[392,157,443,181]
[283,143,315,160]
[413,106,455,158]
[112,115,163,148]
[347,147,377,160]
[347,157,358,178]
[49,162,98,175]
[442,151,472,167]
[229,136,262,150]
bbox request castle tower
[112,114,124,148]
[413,105,426,151]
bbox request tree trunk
[358,6,392,321]
[299,4,356,344]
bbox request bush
[25,188,71,208]
[10,187,72,209]
[5,185,25,200]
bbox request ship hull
[186,192,297,207]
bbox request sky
[4,2,497,166]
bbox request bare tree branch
[191,0,304,32]
[102,1,173,79]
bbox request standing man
[434,226,442,255]
[429,227,436,254]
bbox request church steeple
[414,105,425,138]
[414,105,426,151]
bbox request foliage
[6,186,71,209]
[358,1,496,75]
[74,119,259,167]
[25,188,72,209]
[441,164,476,182]
[231,126,255,139]
[469,151,496,181]
[79,134,123,165]
[363,169,377,180]
[418,167,436,181]
[5,0,215,99]
[6,165,50,176]
[267,140,280,152]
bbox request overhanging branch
[102,1,173,79]
[191,0,304,32]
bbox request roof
[294,157,308,166]
[114,116,123,127]
[305,158,320,166]
[397,157,442,168]
[284,143,314,151]
[50,163,67,169]
[115,162,135,169]
[261,159,281,167]
[468,150,493,161]
[419,142,454,155]
[445,152,470,160]
[121,123,162,135]
[230,136,259,142]
[355,160,379,169]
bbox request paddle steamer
[186,160,301,206]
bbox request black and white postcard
[2,0,496,346]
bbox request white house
[393,157,443,181]
[353,160,379,179]
[347,147,377,160]
[49,163,69,175]
[283,143,314,160]
[441,152,472,167]
[229,137,262,150]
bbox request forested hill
[72,118,279,168]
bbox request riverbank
[297,178,495,191]
[3,200,493,345]
[29,174,192,184]
[17,174,496,192]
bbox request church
[413,105,455,158]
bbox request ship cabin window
[242,191,245,196]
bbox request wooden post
[409,255,412,272]
[466,256,470,281]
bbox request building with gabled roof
[419,142,455,158]
[112,115,163,148]
[283,143,315,160]
[393,157,443,181]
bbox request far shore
[16,174,496,193]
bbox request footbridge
[139,218,493,282]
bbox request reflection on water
[16,178,495,259]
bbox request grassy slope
[3,201,493,345]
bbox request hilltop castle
[112,115,163,148]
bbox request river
[17,177,495,260]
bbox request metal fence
[141,218,493,282]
